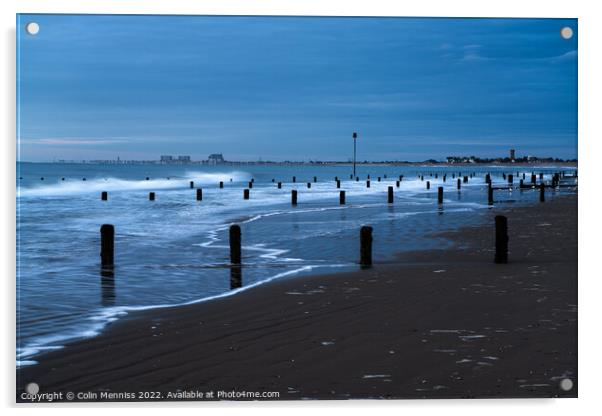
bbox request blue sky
[17,15,577,162]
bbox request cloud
[21,137,129,145]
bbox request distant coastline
[18,160,578,167]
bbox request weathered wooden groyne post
[149,192,155,201]
[443,174,446,182]
[426,181,430,190]
[293,176,296,183]
[519,179,524,190]
[248,181,253,189]
[244,189,250,200]
[230,224,241,264]
[278,182,282,189]
[463,175,468,183]
[457,178,461,190]
[190,181,194,189]
[291,189,297,205]
[488,183,493,205]
[100,224,114,269]
[438,187,443,204]
[388,186,394,203]
[508,174,513,185]
[377,177,381,182]
[196,189,203,201]
[313,176,317,183]
[360,226,373,267]
[366,180,371,188]
[219,181,224,188]
[340,190,346,205]
[485,173,491,184]
[531,173,537,185]
[396,180,400,187]
[540,183,545,202]
[494,215,508,264]
[229,224,242,289]
[101,191,108,201]
[336,179,341,188]
[307,182,311,189]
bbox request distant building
[177,155,191,163]
[510,149,516,161]
[160,155,173,163]
[208,153,225,165]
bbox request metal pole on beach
[352,132,357,178]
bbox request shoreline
[17,193,577,401]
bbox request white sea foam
[18,171,251,197]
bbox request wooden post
[457,178,461,190]
[219,181,224,188]
[313,176,317,183]
[396,180,400,187]
[293,176,296,183]
[307,182,311,189]
[248,181,253,189]
[100,224,114,268]
[540,183,545,202]
[360,226,373,267]
[101,191,108,201]
[196,188,203,201]
[508,174,513,185]
[531,173,536,185]
[388,186,394,203]
[485,173,490,184]
[149,192,155,201]
[539,173,543,181]
[350,174,353,179]
[399,175,403,181]
[278,182,282,189]
[437,187,443,204]
[340,190,346,205]
[463,176,468,183]
[494,215,508,264]
[229,225,241,264]
[426,181,430,190]
[291,190,298,205]
[244,189,250,200]
[190,181,194,189]
[336,179,341,188]
[519,179,524,190]
[229,224,242,289]
[366,180,370,188]
[443,175,446,182]
[420,175,424,181]
[488,183,493,205]
[356,177,359,182]
[377,177,381,182]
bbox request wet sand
[17,194,577,401]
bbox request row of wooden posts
[97,170,574,206]
[99,214,512,278]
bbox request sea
[16,162,577,366]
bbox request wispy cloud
[21,138,129,146]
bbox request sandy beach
[17,193,577,401]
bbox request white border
[2,0,600,414]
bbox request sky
[17,15,577,162]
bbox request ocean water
[16,162,576,366]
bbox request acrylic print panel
[16,14,577,402]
